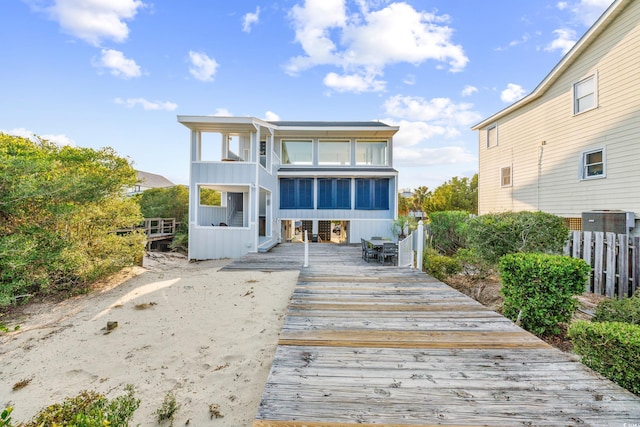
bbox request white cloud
[30,0,145,46]
[94,49,141,78]
[383,95,482,127]
[188,51,218,82]
[393,145,476,167]
[212,108,232,116]
[495,33,531,51]
[545,28,577,54]
[323,71,386,93]
[500,83,527,103]
[403,74,416,85]
[557,2,569,10]
[286,1,468,92]
[566,0,613,26]
[243,7,260,33]
[2,127,75,146]
[263,111,280,121]
[461,85,478,97]
[114,98,177,111]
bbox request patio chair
[361,238,378,263]
[378,242,398,265]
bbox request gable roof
[137,170,174,188]
[472,0,631,130]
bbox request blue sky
[0,0,614,190]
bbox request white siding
[478,1,640,219]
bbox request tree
[411,186,431,215]
[139,185,189,219]
[0,134,145,306]
[426,174,477,214]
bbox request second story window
[356,141,387,166]
[574,74,597,114]
[282,140,312,165]
[487,125,497,148]
[319,140,350,165]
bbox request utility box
[582,210,635,234]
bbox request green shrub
[499,253,589,336]
[428,211,469,256]
[568,320,640,396]
[155,391,180,426]
[467,211,569,265]
[26,385,139,427]
[455,247,492,279]
[423,248,462,281]
[592,293,640,325]
[1,407,13,427]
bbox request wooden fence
[564,231,639,298]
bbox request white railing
[398,234,414,268]
[397,220,425,269]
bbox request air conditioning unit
[581,210,635,234]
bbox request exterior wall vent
[581,210,635,234]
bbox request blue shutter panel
[298,178,314,209]
[336,179,351,209]
[374,178,389,210]
[280,179,295,209]
[317,178,331,209]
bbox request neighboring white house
[127,170,175,196]
[177,116,400,260]
[472,0,640,234]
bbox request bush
[26,385,140,427]
[592,293,640,325]
[428,211,469,256]
[568,320,640,396]
[0,134,145,307]
[423,248,462,281]
[467,211,569,265]
[499,253,589,336]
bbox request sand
[0,252,299,426]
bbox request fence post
[303,230,309,268]
[416,220,424,272]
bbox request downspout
[538,142,545,211]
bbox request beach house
[177,116,400,260]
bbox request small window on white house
[580,148,605,179]
[500,166,512,187]
[487,125,498,148]
[574,74,597,114]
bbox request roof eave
[471,0,629,131]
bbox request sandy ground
[0,252,299,426]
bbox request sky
[0,0,615,191]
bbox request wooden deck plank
[245,243,640,426]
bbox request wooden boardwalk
[225,243,640,426]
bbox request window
[580,148,605,179]
[280,178,314,209]
[574,74,597,114]
[282,140,312,165]
[317,178,351,209]
[500,166,512,187]
[487,125,498,148]
[319,140,350,165]
[356,141,387,165]
[355,178,389,210]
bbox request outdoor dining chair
[361,238,379,263]
[378,242,398,265]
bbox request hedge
[593,293,640,325]
[499,253,589,336]
[568,320,640,396]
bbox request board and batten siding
[478,0,640,222]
